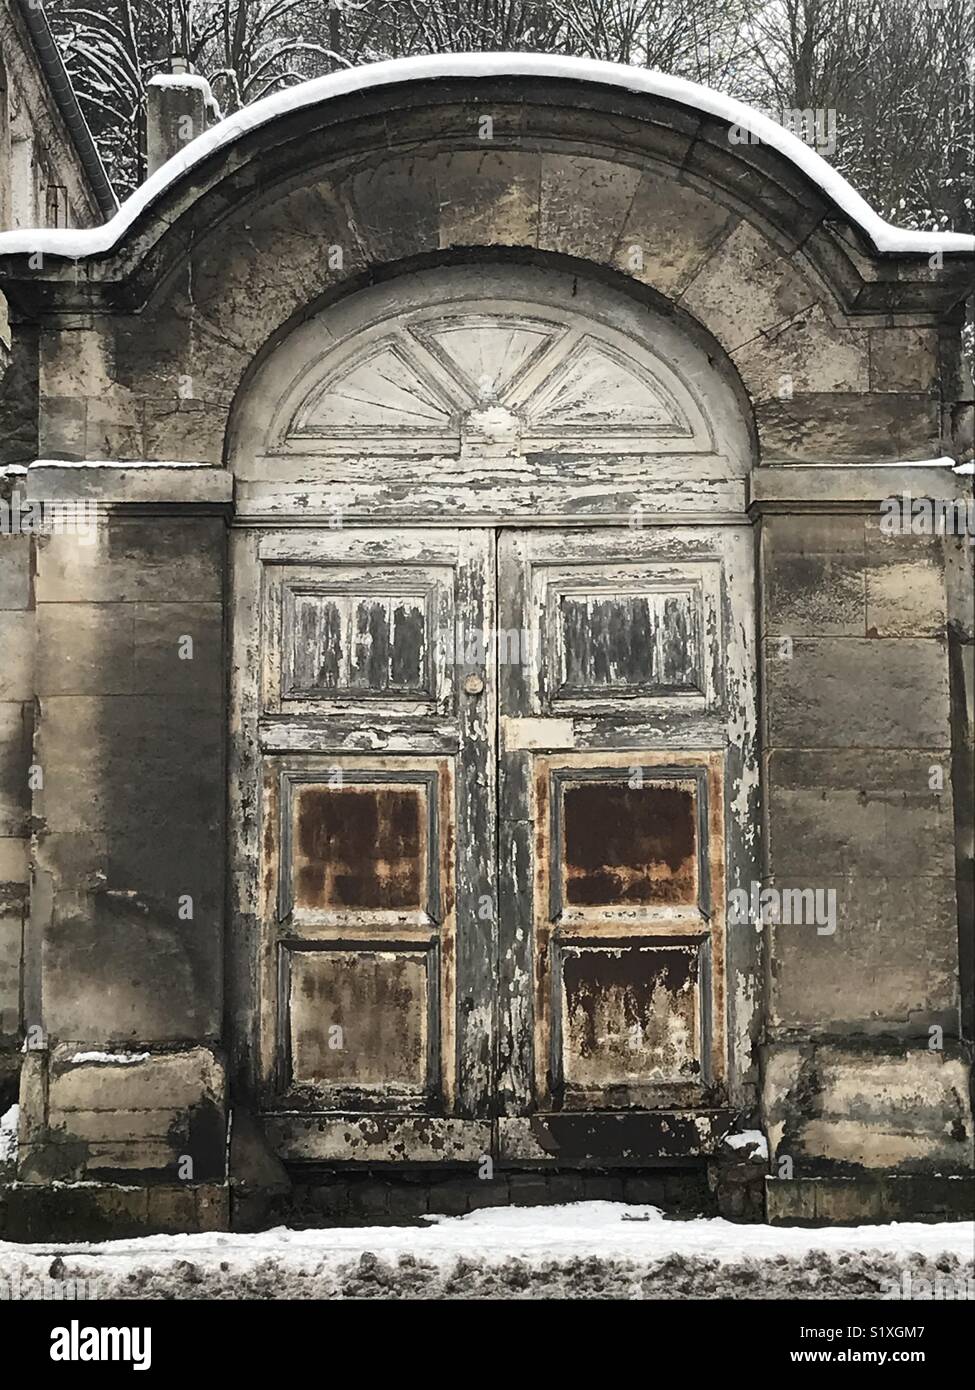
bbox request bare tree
[741,0,973,232]
[46,0,372,189]
[547,0,753,81]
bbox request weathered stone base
[4,1169,971,1240]
[765,1174,975,1226]
[16,1047,227,1188]
[0,1182,229,1241]
[1,1169,716,1238]
[708,1155,768,1222]
[761,1042,974,1176]
[232,1167,718,1232]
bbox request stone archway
[227,262,759,1168]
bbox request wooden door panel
[287,590,429,696]
[551,770,707,918]
[555,939,704,1108]
[263,755,454,1112]
[261,560,456,719]
[533,750,725,1112]
[241,528,495,1160]
[498,528,755,1161]
[533,558,723,714]
[278,768,443,929]
[284,944,436,1102]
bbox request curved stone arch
[3,66,965,468]
[5,58,971,275]
[109,126,952,467]
[227,262,755,521]
[169,132,869,432]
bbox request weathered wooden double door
[244,523,749,1166]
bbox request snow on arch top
[0,52,972,261]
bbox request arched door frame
[226,258,761,1168]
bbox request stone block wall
[20,1044,225,1185]
[0,525,31,1083]
[758,492,974,1183]
[12,474,230,1193]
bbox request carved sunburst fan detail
[292,339,453,435]
[278,304,712,454]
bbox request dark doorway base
[232,1165,725,1231]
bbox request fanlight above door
[268,293,716,457]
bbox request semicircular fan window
[276,302,713,456]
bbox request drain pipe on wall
[15,0,118,220]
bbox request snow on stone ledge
[27,459,215,469]
[886,457,962,469]
[789,457,963,469]
[147,72,222,118]
[148,73,214,94]
[67,1052,151,1065]
[723,1129,769,1158]
[0,55,971,262]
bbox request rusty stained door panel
[532,750,727,1115]
[291,782,426,912]
[261,755,456,1115]
[288,948,431,1097]
[557,941,704,1108]
[561,781,698,907]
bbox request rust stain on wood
[293,783,425,910]
[560,944,700,1102]
[563,782,697,906]
[533,750,728,1110]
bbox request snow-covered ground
[2,1203,972,1300]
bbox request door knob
[463,673,485,696]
